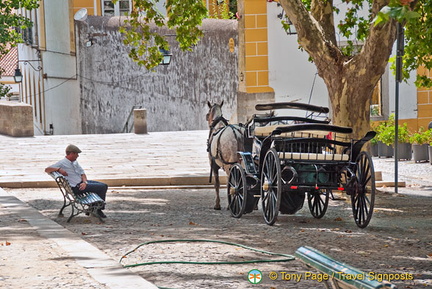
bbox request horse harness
[207,116,244,181]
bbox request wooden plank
[376,181,406,187]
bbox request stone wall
[77,17,238,133]
[0,101,34,137]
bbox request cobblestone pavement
[0,131,211,188]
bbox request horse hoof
[214,206,221,210]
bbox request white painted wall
[42,1,81,135]
[77,18,238,133]
[17,44,45,135]
[388,63,418,119]
[267,2,329,118]
[18,1,81,135]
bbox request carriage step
[376,181,406,188]
[374,171,406,187]
[295,246,397,289]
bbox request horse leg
[212,165,221,210]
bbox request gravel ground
[3,157,432,289]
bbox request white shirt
[50,158,85,187]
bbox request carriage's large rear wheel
[261,148,282,226]
[351,151,376,228]
[227,163,247,218]
[307,189,330,219]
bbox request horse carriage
[208,101,376,229]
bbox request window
[102,0,131,16]
[370,79,382,117]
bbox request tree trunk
[325,74,373,140]
[322,19,398,140]
[280,0,398,140]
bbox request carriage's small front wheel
[307,189,330,219]
[261,148,282,226]
[351,151,376,228]
[227,163,247,218]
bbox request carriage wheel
[307,189,330,219]
[260,148,282,226]
[351,151,376,228]
[227,163,247,218]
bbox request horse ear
[220,100,224,107]
[207,101,212,108]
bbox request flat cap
[66,144,82,153]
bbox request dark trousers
[73,180,108,209]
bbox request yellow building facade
[416,67,432,130]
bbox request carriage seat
[254,125,331,138]
[278,151,349,161]
[268,123,353,161]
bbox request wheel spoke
[308,189,329,219]
[262,191,269,202]
[227,164,247,218]
[234,196,240,212]
[230,197,238,212]
[313,199,318,215]
[261,148,281,225]
[351,152,375,228]
[359,196,365,224]
[316,197,323,214]
[270,161,277,184]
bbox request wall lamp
[159,48,172,66]
[14,60,43,83]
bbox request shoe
[97,209,107,218]
[85,206,95,216]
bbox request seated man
[45,144,108,218]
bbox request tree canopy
[331,0,431,87]
[115,0,207,69]
[0,0,39,59]
[383,0,432,87]
[120,0,431,87]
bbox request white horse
[206,101,245,210]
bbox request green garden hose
[120,239,295,268]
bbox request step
[376,181,406,187]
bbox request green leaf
[117,0,207,69]
[0,0,39,60]
[405,11,420,19]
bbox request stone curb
[0,175,228,188]
[0,175,402,189]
